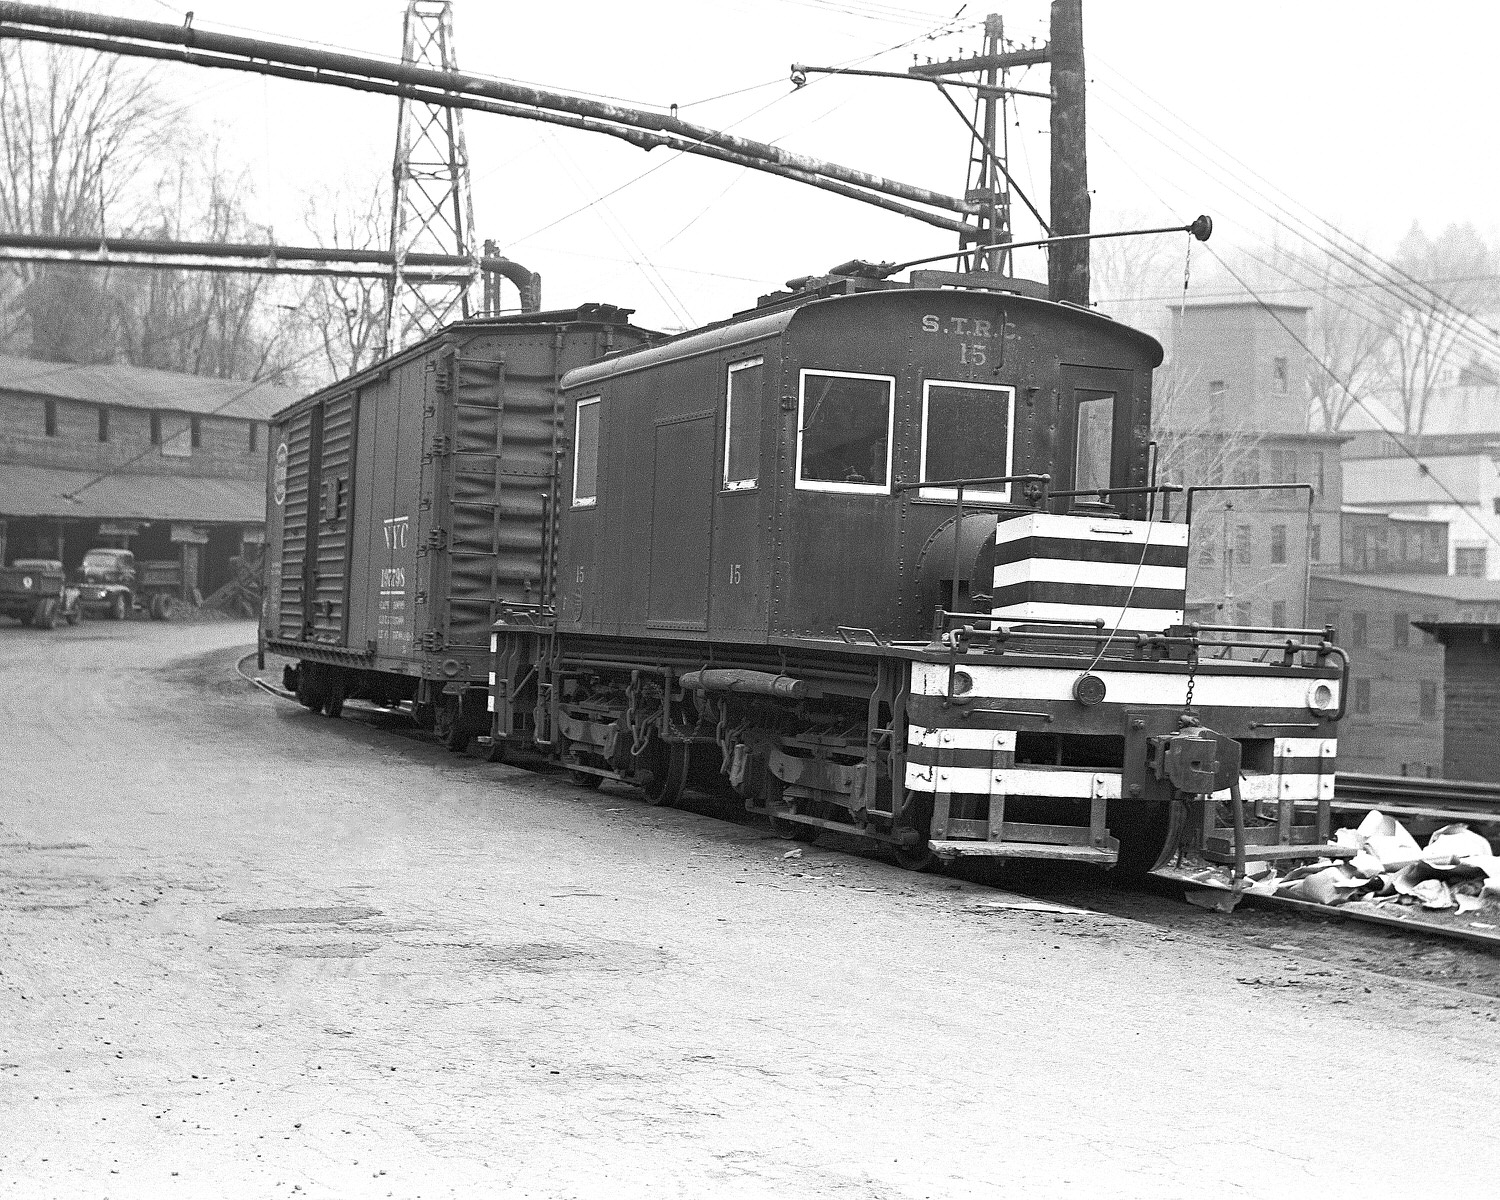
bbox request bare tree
[113,147,301,383]
[294,183,389,382]
[0,42,175,360]
[1380,222,1498,434]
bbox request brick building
[1310,573,1500,776]
[0,354,299,597]
[1413,621,1500,783]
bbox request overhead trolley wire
[1088,81,1500,376]
[1090,61,1500,365]
[1205,245,1500,557]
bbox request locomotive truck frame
[264,273,1349,875]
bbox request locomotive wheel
[1109,797,1179,876]
[893,840,938,872]
[639,741,690,807]
[769,814,820,844]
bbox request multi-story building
[1159,300,1344,627]
[1340,439,1500,579]
[0,354,299,598]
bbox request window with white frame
[918,380,1015,501]
[795,369,894,494]
[572,396,601,508]
[723,358,763,491]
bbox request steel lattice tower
[384,0,478,353]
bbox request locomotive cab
[490,279,1346,877]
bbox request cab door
[646,412,715,631]
[1058,365,1135,502]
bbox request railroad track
[1332,772,1500,824]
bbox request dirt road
[3,620,1498,1198]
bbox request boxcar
[261,305,653,745]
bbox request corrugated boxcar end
[261,307,654,743]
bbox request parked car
[74,548,184,621]
[0,559,81,628]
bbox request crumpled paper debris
[1181,811,1499,922]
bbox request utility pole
[1048,0,1089,306]
[384,0,479,354]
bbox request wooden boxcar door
[1057,365,1134,502]
[646,413,715,631]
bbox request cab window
[1073,391,1116,494]
[572,396,601,508]
[796,369,894,494]
[723,358,763,491]
[919,380,1015,501]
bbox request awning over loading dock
[0,463,263,523]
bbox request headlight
[1073,673,1107,705]
[1307,680,1338,715]
[951,670,973,695]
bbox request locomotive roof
[561,286,1163,391]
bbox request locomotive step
[1202,842,1357,864]
[928,840,1119,865]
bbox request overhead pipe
[0,231,544,309]
[0,3,977,228]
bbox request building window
[190,415,202,448]
[1312,451,1326,498]
[1271,600,1287,627]
[1419,679,1438,720]
[796,369,895,494]
[1233,524,1252,566]
[1197,536,1215,566]
[572,396,601,508]
[723,358,763,492]
[1270,524,1287,564]
[248,422,259,454]
[1273,356,1289,393]
[44,399,56,436]
[1234,600,1252,628]
[1265,447,1297,485]
[1351,611,1368,647]
[1456,546,1487,577]
[1354,678,1371,715]
[1310,523,1322,562]
[1393,612,1410,648]
[150,413,162,444]
[1232,449,1261,487]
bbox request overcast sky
[53,0,1500,332]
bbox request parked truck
[0,559,81,628]
[74,548,184,620]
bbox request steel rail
[0,3,977,227]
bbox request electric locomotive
[485,270,1349,873]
